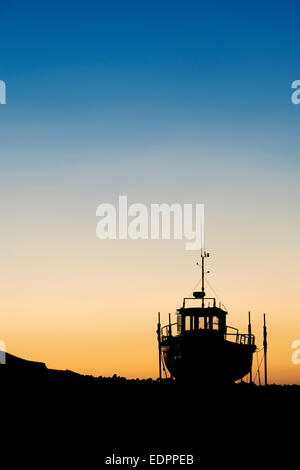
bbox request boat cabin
[176,291,227,335]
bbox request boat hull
[161,333,256,383]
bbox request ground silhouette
[1,352,299,467]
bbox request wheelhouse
[176,294,227,336]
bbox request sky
[1,0,300,383]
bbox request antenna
[201,251,210,294]
[196,251,210,306]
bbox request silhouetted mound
[3,352,47,370]
[1,352,299,467]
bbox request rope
[254,350,264,384]
[189,274,227,311]
[161,353,168,378]
[204,275,228,311]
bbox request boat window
[177,315,182,334]
[212,316,219,330]
[198,317,205,329]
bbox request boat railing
[223,325,255,345]
[225,332,255,345]
[160,323,255,345]
[161,323,177,339]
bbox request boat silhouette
[157,251,256,383]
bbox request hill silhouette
[1,351,299,467]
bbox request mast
[157,312,162,380]
[199,250,209,307]
[263,313,268,386]
[248,311,252,383]
[201,251,205,295]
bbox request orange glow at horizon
[2,232,300,384]
[1,157,300,385]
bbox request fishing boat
[157,251,256,383]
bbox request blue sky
[1,1,300,381]
[1,0,300,244]
[1,0,300,218]
[1,0,300,171]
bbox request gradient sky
[1,0,300,383]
